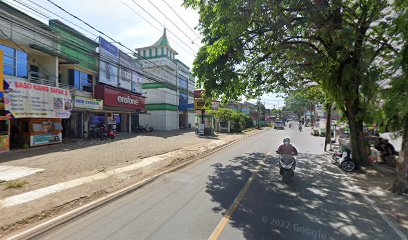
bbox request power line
[0,16,191,99]
[118,0,196,58]
[126,0,197,54]
[0,2,196,99]
[23,0,98,38]
[160,0,201,41]
[44,0,195,87]
[146,0,200,47]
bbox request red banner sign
[94,84,145,110]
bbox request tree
[184,0,397,168]
[383,0,408,194]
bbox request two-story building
[0,2,72,150]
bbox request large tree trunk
[392,118,408,194]
[345,98,368,169]
[324,102,332,151]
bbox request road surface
[35,124,404,240]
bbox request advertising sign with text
[99,37,119,87]
[4,79,72,118]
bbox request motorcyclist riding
[277,138,298,171]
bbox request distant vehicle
[274,121,284,130]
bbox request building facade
[136,29,180,131]
[0,2,71,149]
[49,19,100,139]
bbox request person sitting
[277,138,298,170]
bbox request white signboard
[4,79,72,118]
[74,96,103,110]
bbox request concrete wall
[139,110,178,131]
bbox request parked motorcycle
[332,150,355,172]
[145,124,154,132]
[277,153,296,184]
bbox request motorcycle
[332,150,355,172]
[277,152,296,184]
[145,124,154,132]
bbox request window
[80,72,93,93]
[0,44,28,78]
[149,49,152,57]
[155,48,158,56]
[178,76,188,90]
[68,69,93,93]
[16,51,28,77]
[161,47,164,55]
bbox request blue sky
[5,0,283,108]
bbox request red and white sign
[94,84,145,110]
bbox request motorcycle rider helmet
[283,138,290,145]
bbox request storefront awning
[29,44,80,64]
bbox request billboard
[4,79,72,118]
[131,70,143,94]
[118,50,132,90]
[99,37,119,87]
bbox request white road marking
[0,166,44,181]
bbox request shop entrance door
[131,114,139,132]
[114,114,121,132]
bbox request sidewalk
[0,129,265,237]
[329,143,408,234]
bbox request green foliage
[210,108,253,132]
[184,0,398,166]
[382,0,408,131]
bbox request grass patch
[4,180,28,189]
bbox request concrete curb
[6,128,270,240]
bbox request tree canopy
[184,0,398,167]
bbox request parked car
[274,121,285,130]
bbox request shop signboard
[212,100,220,110]
[99,37,119,87]
[194,99,205,110]
[4,79,72,118]
[194,90,203,99]
[118,50,132,91]
[74,96,103,110]
[30,132,62,147]
[94,84,145,110]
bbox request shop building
[48,19,100,139]
[0,3,72,149]
[96,37,145,133]
[136,29,195,131]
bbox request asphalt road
[36,124,404,240]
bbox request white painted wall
[139,110,178,131]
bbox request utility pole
[257,97,261,129]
